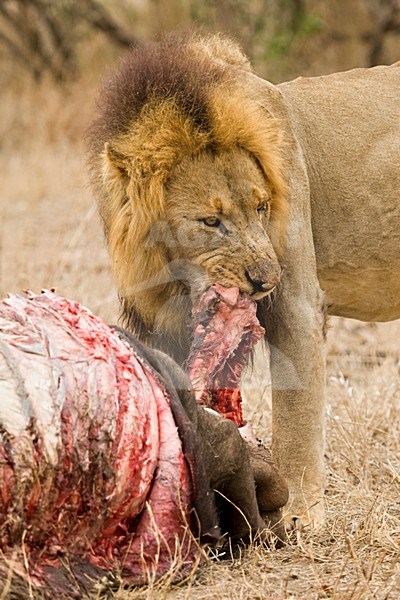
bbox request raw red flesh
[187,285,265,426]
[0,291,194,589]
[0,284,264,592]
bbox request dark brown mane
[88,31,230,157]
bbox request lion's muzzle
[245,260,281,299]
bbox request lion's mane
[88,31,288,342]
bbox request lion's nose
[245,264,281,294]
[245,271,266,292]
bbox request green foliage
[264,1,322,62]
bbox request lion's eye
[200,217,221,227]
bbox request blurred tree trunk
[365,0,400,65]
[0,0,138,83]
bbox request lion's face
[158,148,282,300]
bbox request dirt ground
[1,76,399,599]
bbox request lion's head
[88,31,288,358]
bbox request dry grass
[0,76,119,324]
[1,73,399,600]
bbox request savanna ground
[1,7,400,597]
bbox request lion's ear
[103,142,132,178]
[101,142,133,213]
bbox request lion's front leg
[265,278,327,529]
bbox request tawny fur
[88,32,287,342]
[89,30,400,527]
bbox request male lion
[88,32,400,528]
